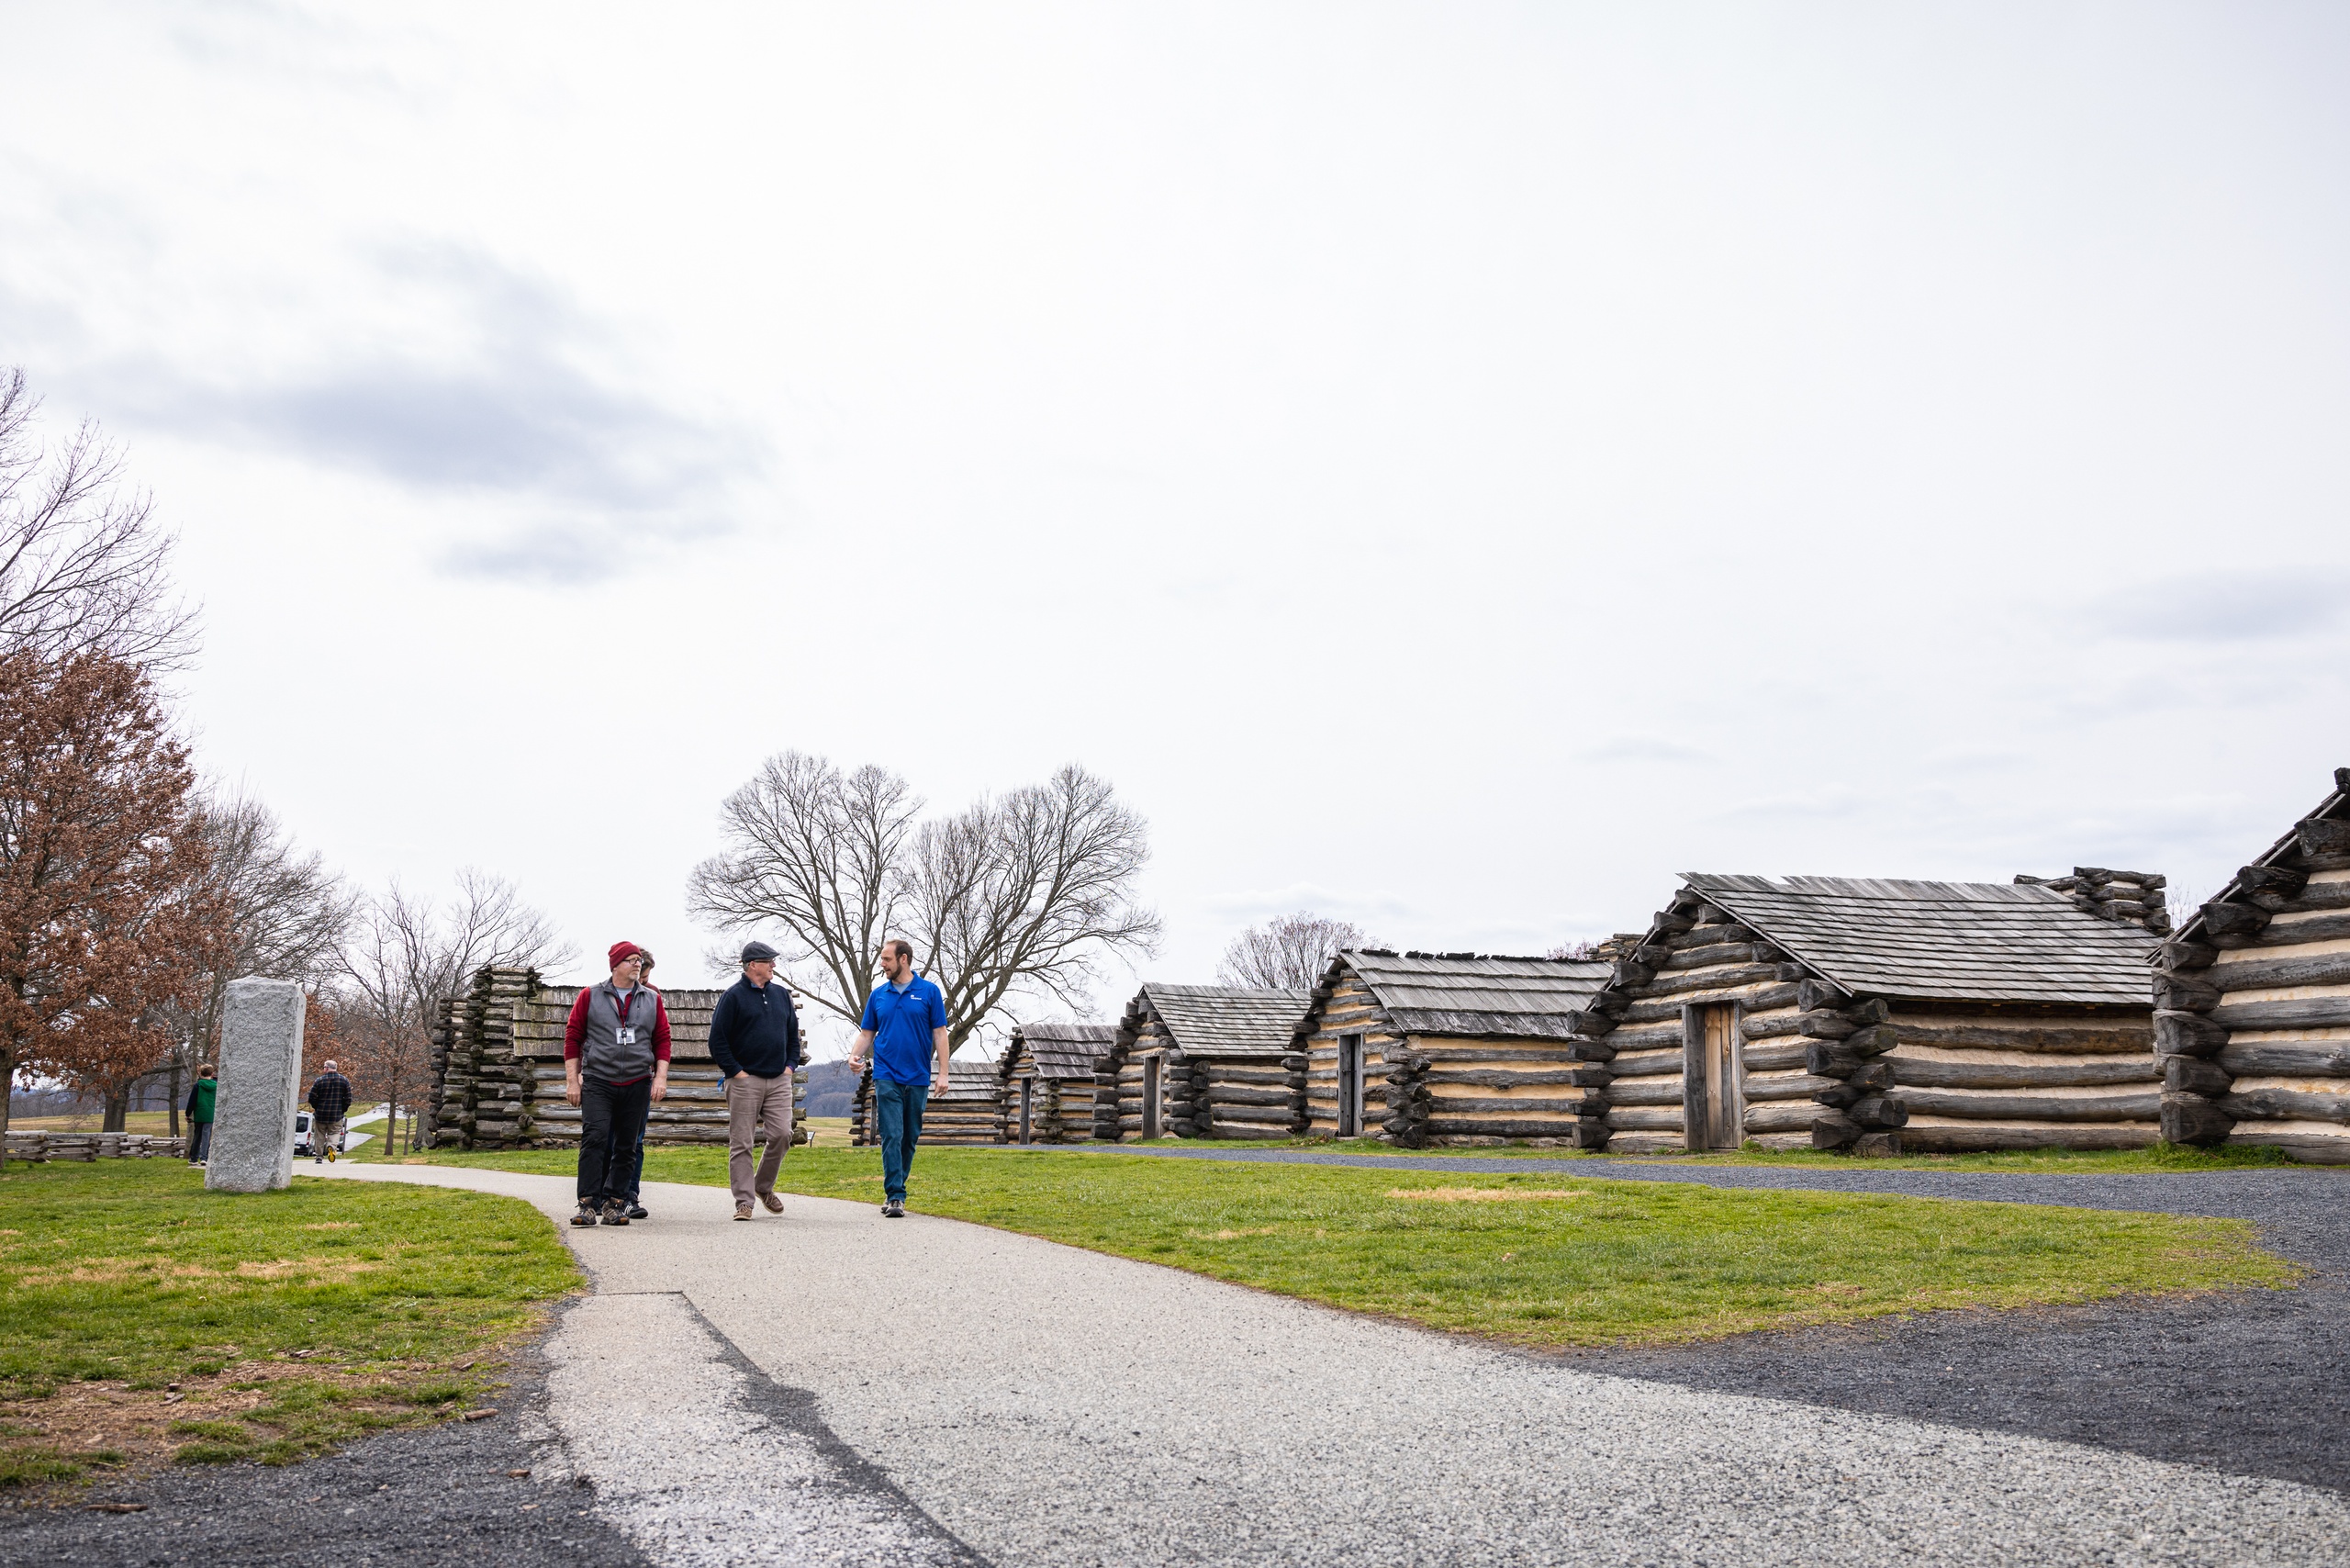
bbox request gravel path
[363,1168,2350,1562]
[1091,1145,2350,1492]
[19,1157,2347,1567]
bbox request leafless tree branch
[1216,911,1382,991]
[0,366,199,670]
[690,756,1160,1048]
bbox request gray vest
[578,983,658,1082]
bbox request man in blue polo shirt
[849,937,951,1218]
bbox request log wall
[2156,790,2350,1165]
[998,1053,1099,1144]
[1302,971,1403,1137]
[851,1068,1005,1147]
[1379,1036,1611,1148]
[1190,1053,1305,1139]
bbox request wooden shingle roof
[1135,984,1309,1057]
[1340,951,1613,1039]
[933,1059,1004,1102]
[1683,873,2157,1005]
[1006,1022,1116,1080]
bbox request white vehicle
[294,1108,315,1157]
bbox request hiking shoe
[882,1198,905,1218]
[599,1202,631,1226]
[627,1203,648,1220]
[571,1204,599,1227]
[733,1203,754,1221]
[758,1192,784,1214]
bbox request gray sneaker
[882,1198,905,1218]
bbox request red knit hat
[608,941,643,970]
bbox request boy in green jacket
[185,1065,217,1166]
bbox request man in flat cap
[564,941,672,1226]
[709,940,802,1221]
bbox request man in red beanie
[564,942,671,1226]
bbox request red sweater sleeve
[653,997,673,1062]
[564,990,591,1059]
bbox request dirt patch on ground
[1387,1186,1589,1202]
[0,1353,497,1495]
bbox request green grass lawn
[411,1143,2298,1347]
[0,1159,579,1491]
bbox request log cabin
[426,966,807,1151]
[1293,951,1616,1147]
[2154,767,2350,1164]
[850,1058,1006,1147]
[1094,985,1310,1141]
[1573,873,2165,1155]
[999,1022,1116,1145]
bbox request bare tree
[0,367,197,670]
[339,871,573,1149]
[687,752,918,1029]
[1217,911,1382,991]
[905,766,1163,1047]
[163,787,357,1135]
[689,756,1160,1048]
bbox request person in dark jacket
[710,940,801,1221]
[306,1061,353,1164]
[185,1063,218,1166]
[565,942,671,1226]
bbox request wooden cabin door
[1682,1003,1744,1150]
[1142,1056,1162,1140]
[1338,1035,1365,1137]
[1018,1077,1034,1145]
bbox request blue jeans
[873,1079,929,1202]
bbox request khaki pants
[727,1071,794,1206]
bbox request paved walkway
[313,1162,2349,1567]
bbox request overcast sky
[5,3,2346,1057]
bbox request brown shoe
[733,1203,754,1221]
[758,1191,784,1214]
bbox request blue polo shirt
[861,974,948,1085]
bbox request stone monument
[205,977,306,1193]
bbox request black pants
[577,1078,651,1204]
[603,1115,645,1200]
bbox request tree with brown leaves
[0,650,225,1138]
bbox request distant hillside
[802,1058,859,1118]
